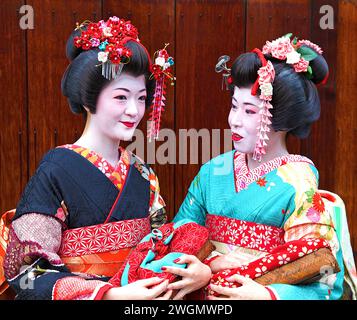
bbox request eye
[231,104,238,110]
[139,95,147,102]
[115,95,127,101]
[245,109,257,115]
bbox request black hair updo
[61,27,155,115]
[229,44,329,138]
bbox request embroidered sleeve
[266,172,344,300]
[148,167,167,229]
[4,213,112,300]
[173,163,209,226]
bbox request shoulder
[277,155,319,192]
[39,147,79,167]
[36,147,82,176]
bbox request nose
[230,108,243,128]
[124,99,139,117]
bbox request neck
[74,113,121,166]
[246,132,289,170]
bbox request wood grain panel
[103,0,176,218]
[174,0,245,214]
[336,0,357,262]
[310,0,338,192]
[0,0,27,213]
[27,0,101,175]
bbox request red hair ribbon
[251,48,268,96]
[317,71,329,87]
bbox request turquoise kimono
[174,150,357,300]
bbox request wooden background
[0,0,356,263]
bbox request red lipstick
[120,121,135,128]
[232,133,243,142]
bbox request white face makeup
[228,86,263,155]
[90,72,147,142]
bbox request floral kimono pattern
[174,150,357,300]
[1,145,166,300]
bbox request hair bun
[65,28,84,62]
[302,45,329,85]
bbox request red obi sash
[59,217,151,277]
[205,214,285,252]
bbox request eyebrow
[114,88,147,93]
[232,98,259,107]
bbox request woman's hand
[207,274,271,300]
[209,251,254,273]
[103,277,172,300]
[164,255,212,300]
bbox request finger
[226,274,251,284]
[155,289,173,300]
[162,266,188,277]
[138,276,165,287]
[175,254,198,264]
[172,288,188,300]
[167,279,190,290]
[150,280,169,297]
[209,284,237,296]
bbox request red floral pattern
[206,214,285,252]
[312,192,325,213]
[59,218,151,257]
[209,237,330,296]
[256,177,267,187]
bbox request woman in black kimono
[2,16,175,300]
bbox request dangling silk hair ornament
[251,48,275,162]
[147,44,175,142]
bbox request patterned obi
[59,217,151,277]
[205,214,285,252]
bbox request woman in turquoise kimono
[167,34,357,300]
[0,16,179,300]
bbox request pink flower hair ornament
[262,33,322,78]
[251,33,323,161]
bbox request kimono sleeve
[4,213,112,300]
[173,162,209,226]
[266,166,344,300]
[15,160,65,225]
